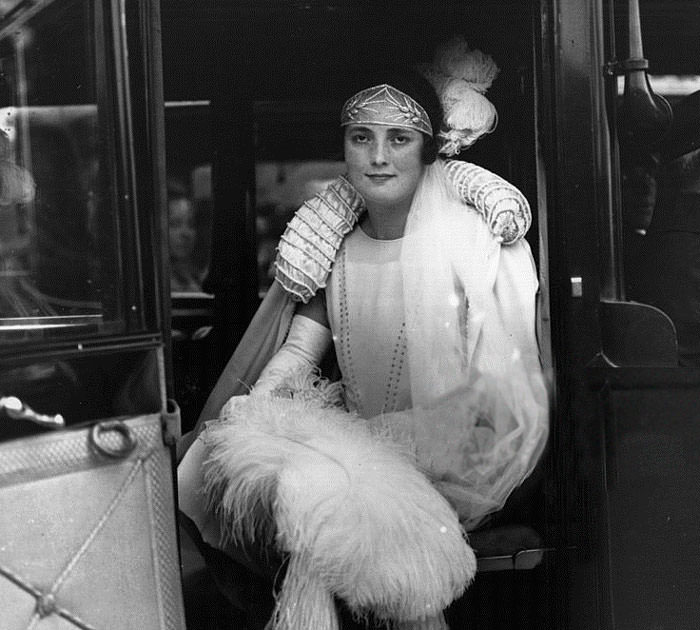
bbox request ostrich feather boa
[202,392,476,629]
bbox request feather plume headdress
[202,385,476,630]
[418,36,500,156]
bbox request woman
[179,49,547,630]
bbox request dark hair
[342,66,444,164]
[166,177,190,200]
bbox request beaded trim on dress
[333,241,409,418]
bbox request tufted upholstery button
[36,592,57,618]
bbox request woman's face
[168,197,196,262]
[344,124,425,211]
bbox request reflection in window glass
[0,0,123,341]
[622,75,700,366]
[255,160,345,296]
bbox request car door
[0,1,185,627]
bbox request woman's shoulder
[275,176,365,303]
[439,159,531,245]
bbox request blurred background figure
[633,90,700,366]
[168,180,204,293]
[190,163,213,289]
[621,147,659,299]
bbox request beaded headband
[340,84,433,137]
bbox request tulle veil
[378,161,549,529]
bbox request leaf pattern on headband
[341,84,433,137]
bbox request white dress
[326,227,412,419]
[323,163,548,529]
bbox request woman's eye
[392,135,410,145]
[351,134,368,143]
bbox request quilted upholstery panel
[0,415,185,630]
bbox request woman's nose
[370,140,389,166]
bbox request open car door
[0,0,185,627]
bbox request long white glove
[252,313,332,396]
[219,315,332,418]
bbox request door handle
[0,396,65,428]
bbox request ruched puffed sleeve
[274,176,365,303]
[442,159,531,245]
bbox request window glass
[620,75,700,295]
[616,1,700,366]
[163,102,214,432]
[164,102,213,296]
[0,0,125,342]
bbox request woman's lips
[366,174,395,182]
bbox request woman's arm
[251,292,331,396]
[442,159,532,244]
